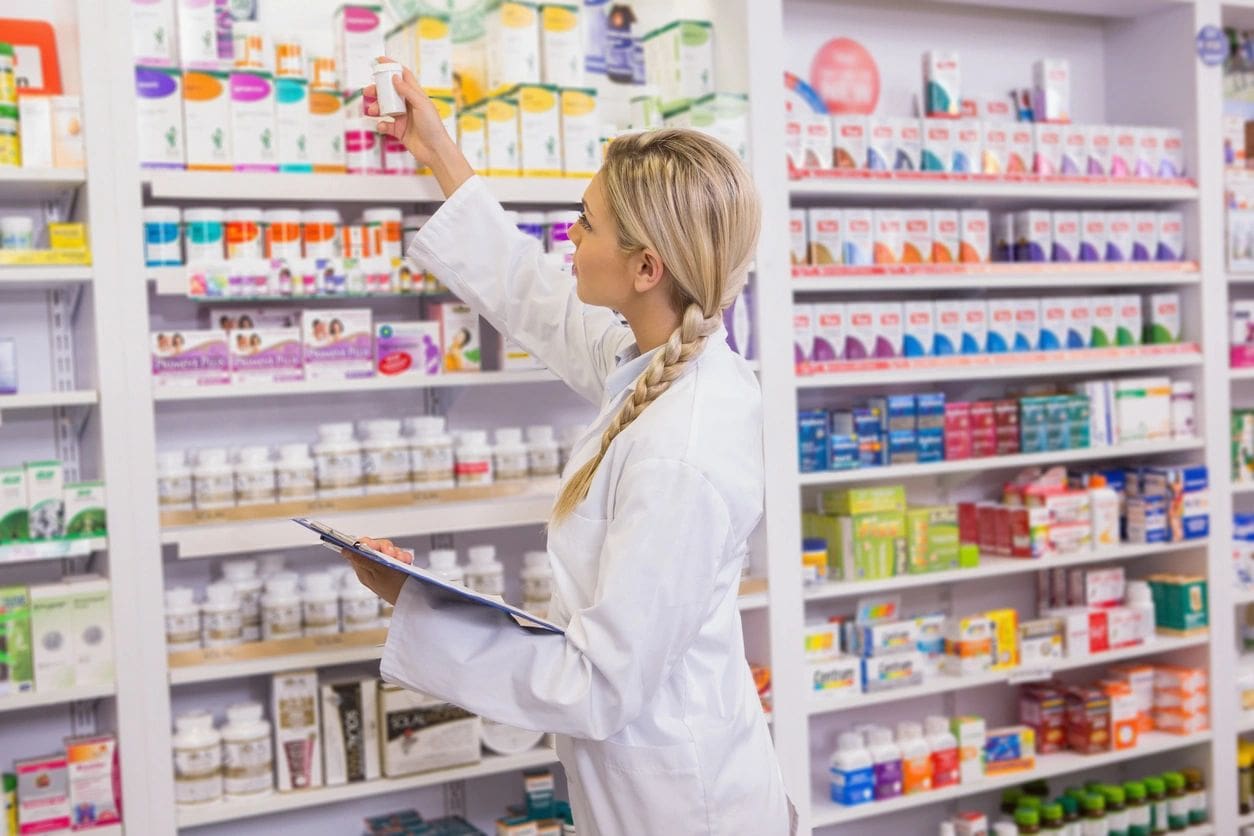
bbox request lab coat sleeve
[380,458,732,740]
[408,175,634,404]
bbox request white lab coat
[380,176,790,835]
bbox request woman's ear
[633,248,666,294]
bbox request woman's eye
[578,213,592,231]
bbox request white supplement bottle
[301,572,340,636]
[521,551,554,617]
[234,445,276,506]
[172,710,223,805]
[406,415,455,490]
[157,451,194,512]
[924,715,959,788]
[372,60,407,117]
[428,549,465,586]
[257,554,286,581]
[301,208,341,259]
[455,430,494,486]
[492,427,530,482]
[1127,580,1156,644]
[220,701,273,798]
[1089,474,1120,549]
[261,574,303,640]
[165,586,202,653]
[313,422,365,499]
[221,558,263,642]
[201,582,243,648]
[361,418,411,494]
[362,206,403,260]
[466,545,506,596]
[263,208,303,261]
[526,425,560,477]
[183,207,226,262]
[340,575,380,632]
[275,443,316,502]
[867,727,903,799]
[480,718,545,756]
[225,207,265,259]
[143,206,183,266]
[193,447,236,510]
[829,731,874,807]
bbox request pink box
[151,330,230,388]
[230,328,304,384]
[302,308,374,380]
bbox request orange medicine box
[1153,664,1207,695]
[1107,663,1154,733]
[1153,707,1209,735]
[1104,681,1139,750]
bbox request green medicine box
[906,506,960,574]
[819,485,907,516]
[1148,574,1208,635]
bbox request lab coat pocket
[577,737,709,834]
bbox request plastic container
[301,572,340,636]
[829,731,874,806]
[261,574,302,640]
[301,209,340,259]
[1181,768,1206,826]
[340,576,380,632]
[274,38,304,78]
[221,702,273,797]
[313,422,364,499]
[466,545,505,596]
[372,60,407,116]
[201,582,243,647]
[222,558,263,642]
[173,710,223,805]
[522,550,554,616]
[1103,785,1129,835]
[143,206,183,266]
[867,727,903,801]
[225,208,265,259]
[363,207,403,260]
[234,445,276,505]
[1163,772,1187,831]
[406,415,455,490]
[361,418,411,494]
[1124,781,1150,836]
[184,208,226,263]
[924,715,959,788]
[1145,776,1167,835]
[493,427,530,481]
[165,586,202,653]
[1041,802,1066,835]
[157,450,194,511]
[897,721,932,795]
[1016,808,1042,835]
[1126,580,1156,644]
[526,425,561,477]
[193,447,236,510]
[275,443,316,502]
[480,718,545,755]
[1089,474,1120,548]
[455,430,494,486]
[264,208,303,260]
[258,554,286,580]
[428,549,464,586]
[1083,792,1107,835]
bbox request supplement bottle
[339,575,380,632]
[1084,792,1108,836]
[493,427,530,481]
[829,731,874,806]
[406,415,456,490]
[466,545,506,596]
[313,422,364,499]
[301,572,340,636]
[264,208,303,260]
[455,430,494,485]
[184,207,226,262]
[258,554,286,581]
[221,558,263,642]
[1041,802,1066,835]
[429,549,464,586]
[1002,788,1024,815]
[225,207,265,259]
[1162,772,1187,831]
[521,551,554,617]
[1060,794,1081,836]
[173,710,223,805]
[363,206,404,259]
[1181,768,1206,825]
[193,447,236,510]
[165,586,202,652]
[143,206,183,266]
[201,582,243,648]
[361,418,411,494]
[221,702,273,798]
[301,209,341,259]
[1089,474,1120,548]
[1126,581,1156,644]
[275,443,316,502]
[992,823,1018,836]
[157,451,194,511]
[1017,808,1042,835]
[1144,776,1167,834]
[1103,785,1128,836]
[939,823,956,836]
[1124,781,1150,836]
[261,574,302,640]
[896,721,932,794]
[234,445,276,506]
[867,727,903,801]
[924,715,959,788]
[526,425,561,477]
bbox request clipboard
[292,517,565,635]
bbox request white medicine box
[378,684,481,776]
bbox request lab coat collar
[604,326,729,402]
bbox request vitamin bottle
[301,572,340,636]
[158,451,194,512]
[363,207,404,259]
[867,727,903,801]
[165,587,202,653]
[193,447,236,510]
[1181,768,1206,825]
[1126,580,1156,644]
[201,582,243,648]
[406,415,456,490]
[526,425,561,477]
[466,545,505,596]
[261,574,302,640]
[1060,794,1082,836]
[275,443,316,502]
[455,430,494,486]
[143,206,183,266]
[1103,785,1128,836]
[258,554,286,581]
[1124,781,1150,836]
[361,419,411,495]
[1017,808,1042,835]
[829,731,874,806]
[1162,772,1187,831]
[492,427,530,481]
[221,558,263,642]
[1002,788,1024,815]
[1144,776,1167,835]
[234,445,276,505]
[313,422,364,499]
[924,715,959,788]
[225,207,265,259]
[173,710,223,805]
[221,702,273,798]
[1088,474,1120,548]
[1084,792,1108,836]
[429,549,464,586]
[992,822,1018,836]
[521,551,554,617]
[264,208,303,260]
[1041,802,1066,835]
[184,207,226,262]
[896,721,932,794]
[339,575,380,632]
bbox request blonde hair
[552,128,761,523]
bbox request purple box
[230,328,304,384]
[302,309,374,380]
[376,322,442,378]
[151,330,230,387]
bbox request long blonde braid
[551,129,760,523]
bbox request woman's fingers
[392,71,426,108]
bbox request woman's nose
[569,224,583,246]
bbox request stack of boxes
[0,461,106,544]
[1,577,115,697]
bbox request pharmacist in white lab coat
[343,62,793,836]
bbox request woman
[343,61,792,835]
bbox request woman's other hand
[340,537,414,606]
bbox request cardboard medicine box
[0,467,28,543]
[25,461,63,540]
[63,482,106,539]
[378,682,481,776]
[0,585,33,695]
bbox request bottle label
[528,448,560,476]
[872,759,902,800]
[302,599,339,634]
[901,754,932,794]
[829,764,874,806]
[277,465,316,499]
[235,469,275,503]
[159,474,193,507]
[493,451,529,480]
[1167,796,1188,828]
[224,736,273,796]
[174,743,222,804]
[929,746,959,787]
[202,610,242,645]
[194,473,235,506]
[365,448,411,486]
[1152,800,1167,831]
[166,612,200,648]
[263,602,302,639]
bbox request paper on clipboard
[292,517,566,635]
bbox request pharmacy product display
[1228,300,1254,368]
[0,216,90,265]
[0,462,106,542]
[363,771,574,835]
[0,576,114,696]
[1,735,122,833]
[0,51,84,171]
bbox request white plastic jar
[165,586,202,653]
[406,415,455,490]
[301,209,340,259]
[233,445,275,506]
[301,572,340,636]
[193,448,236,510]
[275,443,316,502]
[0,215,34,250]
[201,582,243,648]
[221,559,263,642]
[183,207,226,263]
[173,710,223,806]
[362,207,403,260]
[225,208,265,259]
[481,718,545,756]
[371,60,407,116]
[526,425,560,477]
[313,422,365,499]
[455,431,494,486]
[220,702,273,798]
[157,450,194,512]
[466,545,505,596]
[261,574,302,640]
[521,551,554,617]
[492,427,530,481]
[361,419,411,494]
[264,208,303,261]
[340,576,380,632]
[257,554,286,581]
[143,206,183,266]
[428,549,465,586]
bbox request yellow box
[560,87,598,177]
[48,222,87,251]
[515,83,560,177]
[458,103,488,174]
[385,13,454,97]
[486,91,521,177]
[986,608,1019,670]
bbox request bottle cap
[302,572,335,594]
[924,716,951,737]
[468,545,498,566]
[896,721,922,742]
[226,702,264,724]
[1144,776,1165,795]
[165,586,195,609]
[1164,771,1185,792]
[206,582,238,605]
[1083,793,1105,814]
[1124,780,1146,802]
[836,732,862,753]
[1014,809,1039,827]
[429,549,458,570]
[524,551,550,569]
[494,427,524,446]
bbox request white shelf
[0,390,99,412]
[1230,273,1254,284]
[810,729,1212,827]
[0,536,107,565]
[169,639,384,685]
[0,682,115,714]
[0,266,94,289]
[1239,712,1254,734]
[788,175,1198,204]
[143,171,587,205]
[1236,588,1254,606]
[797,438,1204,487]
[793,271,1201,293]
[152,370,560,402]
[808,633,1210,716]
[0,166,86,200]
[795,346,1202,388]
[175,748,560,828]
[805,540,1205,602]
[738,592,770,611]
